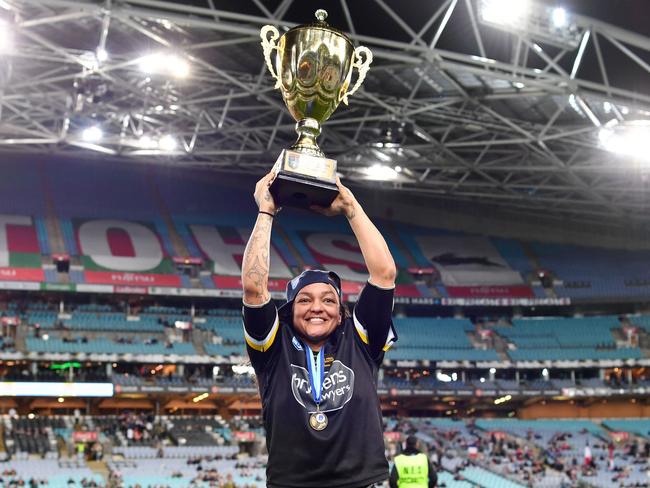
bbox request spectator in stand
[222,473,236,488]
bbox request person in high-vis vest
[389,435,437,488]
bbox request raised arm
[242,171,278,305]
[313,177,396,288]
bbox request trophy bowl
[261,9,372,208]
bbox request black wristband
[259,210,275,218]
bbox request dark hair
[340,302,351,321]
[406,435,418,449]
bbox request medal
[309,410,328,431]
[304,343,328,430]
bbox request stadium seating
[502,316,641,361]
[602,419,650,438]
[388,317,501,361]
[15,304,650,364]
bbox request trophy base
[270,172,339,209]
[269,149,339,209]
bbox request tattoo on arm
[242,216,272,301]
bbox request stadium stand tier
[1,159,650,306]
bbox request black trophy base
[270,171,339,209]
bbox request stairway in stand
[0,423,6,460]
[86,461,110,484]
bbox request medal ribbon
[304,344,325,406]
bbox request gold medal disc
[309,411,328,431]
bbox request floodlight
[599,120,650,163]
[158,134,177,151]
[479,0,582,49]
[138,135,156,149]
[480,0,530,27]
[96,48,108,62]
[365,164,398,181]
[168,54,190,78]
[551,7,567,27]
[139,52,190,78]
[139,53,166,74]
[82,126,103,142]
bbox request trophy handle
[260,25,282,89]
[341,46,373,106]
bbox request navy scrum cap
[278,269,342,316]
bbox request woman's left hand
[311,177,359,219]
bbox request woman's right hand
[254,170,278,214]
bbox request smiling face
[292,282,342,351]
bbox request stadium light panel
[158,134,177,151]
[139,53,165,74]
[168,54,190,78]
[365,164,399,181]
[599,120,650,163]
[551,7,567,27]
[96,48,108,62]
[138,135,157,149]
[82,126,103,142]
[139,52,190,78]
[480,0,530,28]
[479,0,582,49]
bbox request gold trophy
[260,9,372,208]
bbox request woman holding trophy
[241,171,397,488]
[241,10,395,486]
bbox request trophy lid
[284,9,353,45]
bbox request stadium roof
[1,0,650,225]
